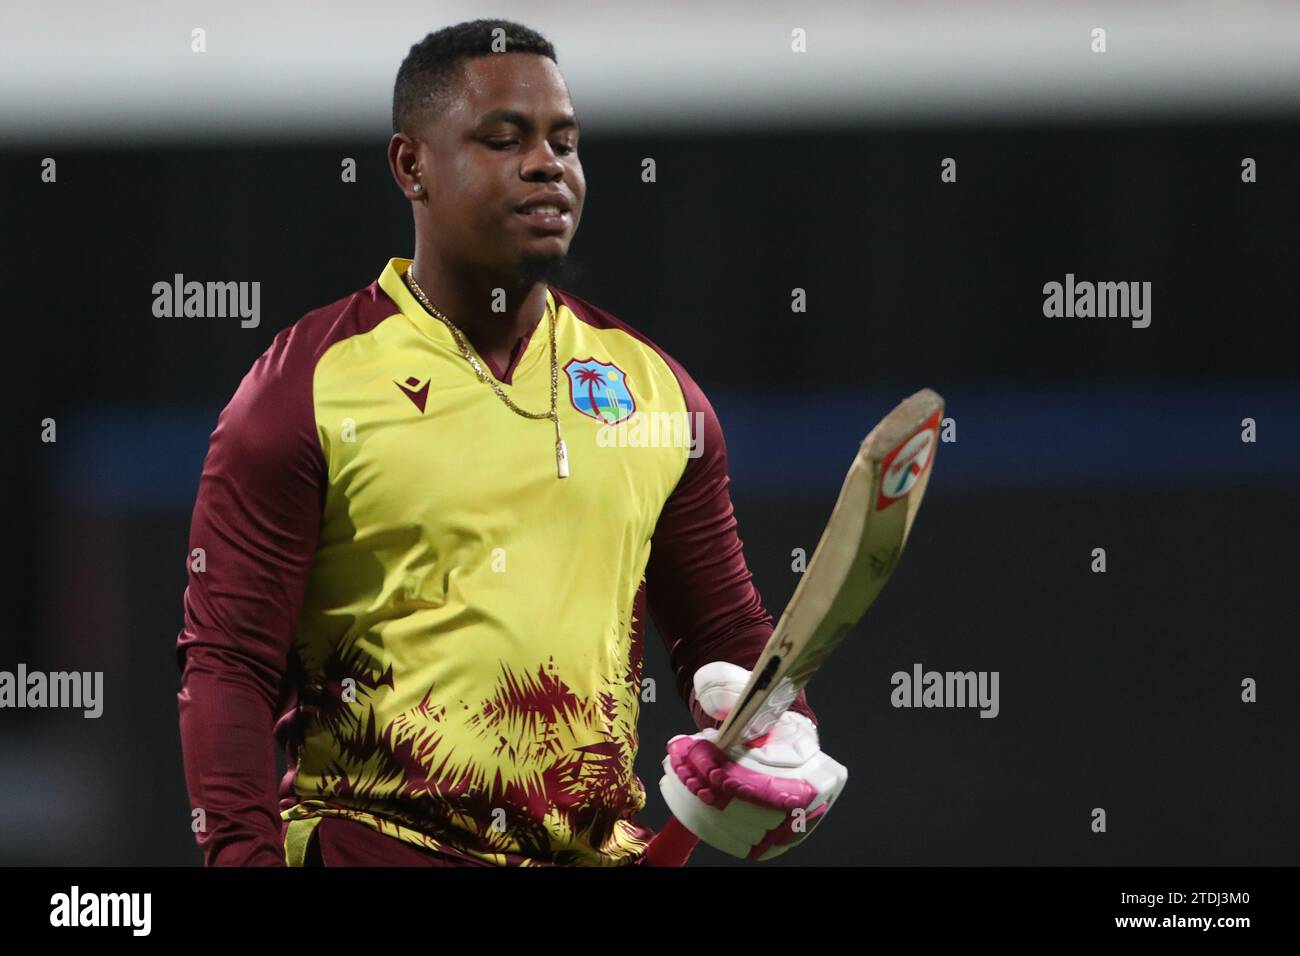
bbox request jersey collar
[378,257,557,359]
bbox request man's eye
[553,142,576,155]
[486,139,518,149]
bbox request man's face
[415,53,585,281]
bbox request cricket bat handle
[641,712,757,867]
[642,815,700,866]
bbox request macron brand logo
[395,376,430,413]
[50,886,151,936]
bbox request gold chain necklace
[403,266,569,478]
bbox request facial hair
[517,251,584,289]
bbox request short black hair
[393,19,558,135]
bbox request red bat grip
[641,815,700,867]
[641,709,756,866]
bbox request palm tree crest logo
[564,359,635,424]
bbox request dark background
[1,120,1297,865]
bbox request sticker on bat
[739,676,800,742]
[876,411,940,510]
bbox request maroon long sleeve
[176,321,328,867]
[640,354,816,732]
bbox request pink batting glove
[658,661,848,861]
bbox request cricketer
[176,18,846,867]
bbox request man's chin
[517,250,583,288]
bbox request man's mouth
[515,205,571,232]
[515,192,573,233]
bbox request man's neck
[406,253,548,363]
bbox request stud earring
[413,182,423,193]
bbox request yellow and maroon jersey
[176,257,814,866]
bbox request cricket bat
[642,387,945,866]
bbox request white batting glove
[658,661,847,861]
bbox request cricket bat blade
[643,387,944,866]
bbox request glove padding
[658,661,847,861]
